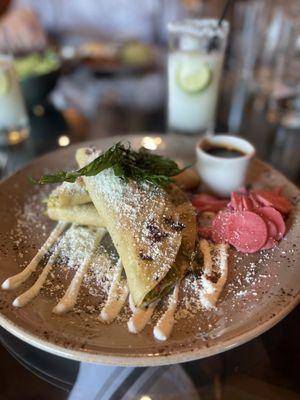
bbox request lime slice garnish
[0,70,11,96]
[176,61,211,93]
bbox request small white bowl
[196,135,255,197]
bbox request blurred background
[0,0,299,184]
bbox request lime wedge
[0,70,11,96]
[176,61,211,93]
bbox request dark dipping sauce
[201,140,246,158]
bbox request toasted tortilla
[47,181,91,207]
[168,185,197,258]
[76,147,183,307]
[47,187,196,263]
[143,185,197,305]
[47,204,104,227]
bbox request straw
[218,0,233,27]
[207,0,232,52]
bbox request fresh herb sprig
[33,142,187,187]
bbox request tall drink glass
[167,19,229,135]
[0,54,29,145]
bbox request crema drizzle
[153,283,180,341]
[199,239,229,309]
[2,223,229,341]
[13,248,60,307]
[100,259,128,323]
[2,222,68,290]
[127,295,157,334]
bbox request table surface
[0,83,299,400]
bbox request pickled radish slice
[256,206,286,240]
[227,211,267,253]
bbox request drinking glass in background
[270,111,300,183]
[227,0,300,133]
[167,18,229,136]
[255,5,286,102]
[226,0,271,133]
[229,0,269,81]
[0,54,29,146]
[269,14,300,184]
[269,13,300,117]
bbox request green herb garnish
[190,246,204,275]
[142,263,180,307]
[33,142,186,187]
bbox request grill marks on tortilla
[163,216,185,232]
[145,219,170,243]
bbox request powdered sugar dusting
[84,248,118,297]
[81,149,183,296]
[58,225,101,266]
[48,181,90,207]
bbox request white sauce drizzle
[127,295,157,334]
[153,283,180,341]
[200,240,229,309]
[52,228,106,314]
[2,222,68,290]
[13,248,60,307]
[100,259,128,323]
[200,239,213,276]
[2,218,229,342]
[199,239,215,295]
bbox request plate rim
[0,133,299,366]
[0,293,298,366]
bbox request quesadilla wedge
[142,185,197,306]
[76,147,183,307]
[46,183,197,306]
[47,203,104,227]
[47,181,91,208]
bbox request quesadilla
[46,181,197,306]
[47,203,104,227]
[76,147,184,307]
[47,181,90,207]
[142,185,197,306]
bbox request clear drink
[0,55,29,145]
[167,19,229,135]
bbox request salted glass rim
[168,18,230,39]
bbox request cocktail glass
[167,19,229,135]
